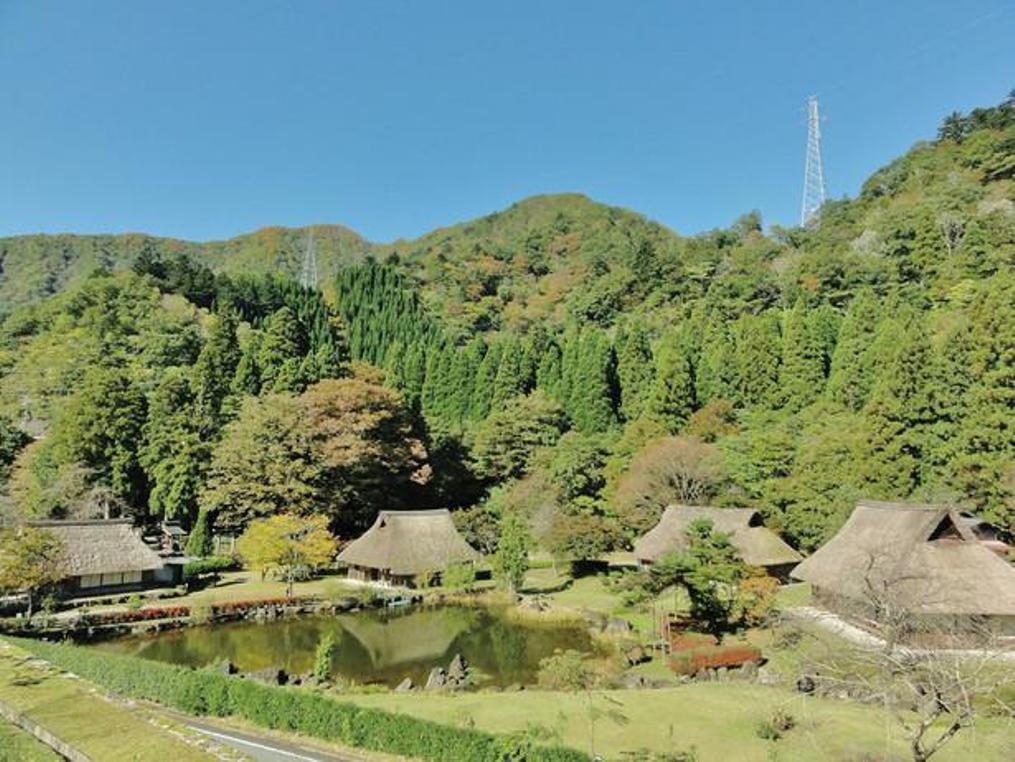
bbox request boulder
[447,653,468,681]
[424,667,447,691]
[739,660,759,681]
[395,677,413,692]
[605,618,633,636]
[618,672,649,689]
[796,674,816,694]
[243,667,288,686]
[623,646,649,666]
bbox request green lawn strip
[345,683,1014,762]
[0,641,215,762]
[0,720,61,762]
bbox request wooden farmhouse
[633,505,803,581]
[29,519,182,597]
[338,509,481,587]
[791,501,1015,634]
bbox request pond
[92,605,595,688]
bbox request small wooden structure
[337,509,481,587]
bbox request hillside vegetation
[0,94,1012,555]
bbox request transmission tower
[800,96,826,227]
[299,228,318,289]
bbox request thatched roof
[28,519,165,577]
[633,505,803,568]
[338,509,481,576]
[791,501,1015,616]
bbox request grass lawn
[346,683,1015,761]
[0,640,216,761]
[0,721,60,762]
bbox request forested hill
[0,94,1012,556]
[0,224,372,316]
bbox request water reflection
[93,605,592,687]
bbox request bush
[313,632,336,682]
[189,602,213,625]
[442,563,477,592]
[183,556,237,581]
[754,709,794,741]
[10,638,591,762]
[537,649,597,691]
[126,594,143,611]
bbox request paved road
[178,715,361,762]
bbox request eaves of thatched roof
[28,519,164,577]
[633,505,803,568]
[792,500,1015,616]
[337,509,481,576]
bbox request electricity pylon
[300,228,318,289]
[800,96,826,228]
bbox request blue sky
[1,1,1012,243]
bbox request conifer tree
[949,274,1015,528]
[615,320,654,422]
[257,307,303,392]
[826,290,882,410]
[695,316,737,405]
[447,339,483,426]
[185,508,213,556]
[469,340,502,421]
[862,319,934,497]
[568,327,617,433]
[645,330,695,433]
[192,309,240,434]
[779,299,826,411]
[232,333,262,396]
[141,369,208,521]
[733,312,782,408]
[491,336,527,411]
[536,341,564,404]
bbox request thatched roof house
[792,501,1015,628]
[28,519,168,596]
[633,505,802,579]
[338,509,481,586]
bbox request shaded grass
[0,641,214,761]
[346,683,1015,761]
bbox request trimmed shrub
[11,638,590,762]
[182,556,237,581]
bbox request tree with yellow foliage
[236,514,337,598]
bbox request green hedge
[182,555,237,581]
[11,638,589,762]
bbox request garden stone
[425,667,447,690]
[623,646,648,666]
[244,667,288,685]
[605,618,633,635]
[395,677,413,692]
[796,674,816,694]
[739,660,758,680]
